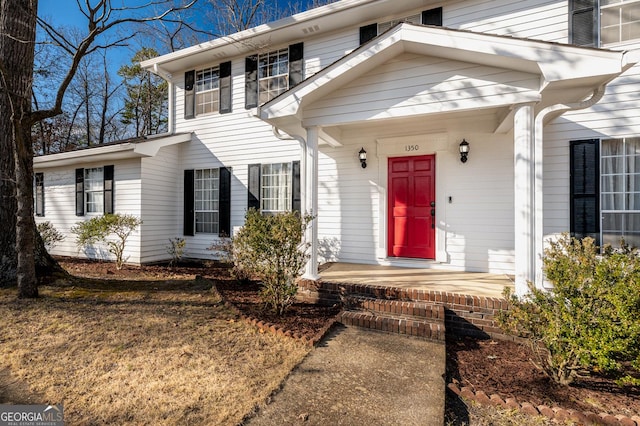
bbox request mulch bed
[446,336,640,418]
[214,279,341,342]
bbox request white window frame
[258,48,289,104]
[260,163,292,214]
[85,167,104,214]
[377,13,421,34]
[600,0,640,45]
[600,137,640,247]
[194,168,220,234]
[195,66,220,115]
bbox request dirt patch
[446,336,640,420]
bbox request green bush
[37,221,65,250]
[499,234,640,386]
[230,209,311,315]
[71,214,142,270]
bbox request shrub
[499,234,640,386]
[37,221,65,250]
[230,209,311,315]
[166,237,186,266]
[71,214,142,270]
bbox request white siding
[447,0,568,42]
[304,53,539,125]
[140,144,182,263]
[316,130,515,274]
[35,159,143,264]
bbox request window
[75,166,114,216]
[570,0,640,46]
[183,168,231,236]
[85,167,104,213]
[377,14,422,34]
[184,61,231,119]
[359,8,443,45]
[245,43,303,109]
[601,137,640,247]
[601,0,640,45]
[261,163,292,213]
[195,67,220,115]
[258,49,289,104]
[35,173,44,217]
[194,168,220,233]
[247,162,300,213]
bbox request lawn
[0,275,309,425]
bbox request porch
[318,262,514,299]
[299,262,516,341]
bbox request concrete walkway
[247,325,446,426]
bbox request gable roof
[259,23,638,134]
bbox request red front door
[388,155,436,259]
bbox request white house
[34,0,640,295]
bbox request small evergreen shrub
[499,234,640,386]
[37,221,65,250]
[230,209,311,315]
[72,214,142,270]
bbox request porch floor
[318,262,514,299]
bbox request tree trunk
[1,0,67,294]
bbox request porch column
[303,126,320,280]
[513,103,536,296]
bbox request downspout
[533,85,606,289]
[272,126,307,181]
[152,64,175,136]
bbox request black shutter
[219,167,231,236]
[288,42,304,87]
[359,23,378,45]
[35,173,44,217]
[184,70,195,119]
[103,165,114,214]
[422,7,443,26]
[184,170,195,236]
[220,61,232,114]
[570,139,600,245]
[569,0,597,46]
[247,163,261,210]
[245,55,258,109]
[292,161,301,213]
[75,168,84,216]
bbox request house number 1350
[405,145,419,152]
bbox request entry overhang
[259,23,633,134]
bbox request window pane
[194,168,219,233]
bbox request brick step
[344,295,444,321]
[339,310,445,342]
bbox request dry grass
[0,278,309,425]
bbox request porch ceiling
[259,23,633,138]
